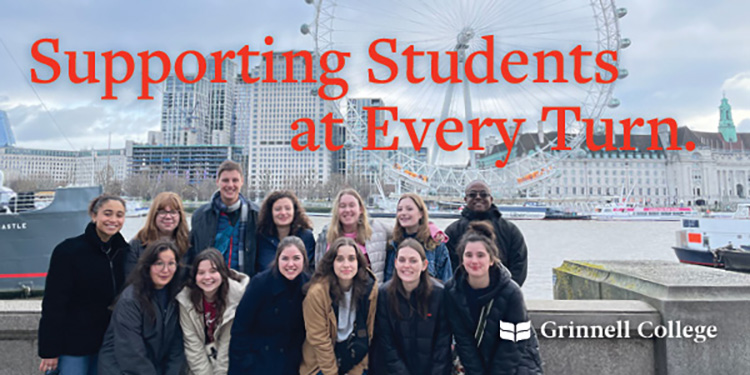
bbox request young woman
[384,193,452,282]
[125,192,189,277]
[38,194,128,375]
[301,237,378,375]
[255,190,315,273]
[373,238,452,375]
[228,236,311,375]
[444,222,543,375]
[314,188,391,281]
[98,240,186,375]
[177,248,249,375]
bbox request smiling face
[92,200,126,242]
[195,259,222,298]
[333,245,358,287]
[462,241,493,280]
[217,170,243,206]
[155,205,179,236]
[395,246,428,286]
[272,197,294,228]
[278,245,305,280]
[337,194,362,232]
[464,181,492,212]
[150,250,177,290]
[397,197,423,234]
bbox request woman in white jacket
[176,248,249,375]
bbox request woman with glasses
[98,240,186,375]
[384,193,452,283]
[38,194,128,375]
[178,248,249,375]
[125,192,190,278]
[255,190,315,273]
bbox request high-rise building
[241,51,333,196]
[160,75,210,146]
[0,110,16,147]
[344,98,386,183]
[207,58,237,145]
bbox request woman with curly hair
[301,237,378,375]
[256,190,315,273]
[98,240,186,375]
[384,193,452,282]
[177,248,249,375]
[125,192,189,277]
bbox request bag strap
[474,299,494,347]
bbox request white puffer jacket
[314,220,393,282]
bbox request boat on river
[672,203,750,269]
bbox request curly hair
[257,190,312,238]
[392,193,439,251]
[135,192,190,256]
[305,237,370,305]
[127,239,183,323]
[387,238,433,320]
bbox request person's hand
[433,232,447,243]
[39,358,58,373]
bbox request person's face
[463,241,493,279]
[464,182,492,212]
[92,200,126,242]
[150,250,177,289]
[272,198,294,228]
[195,259,222,296]
[337,194,361,230]
[333,245,358,282]
[217,170,243,205]
[395,246,427,285]
[278,245,305,280]
[397,197,423,233]
[155,205,179,236]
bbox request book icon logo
[499,320,532,342]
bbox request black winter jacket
[97,285,185,375]
[445,205,528,286]
[371,279,452,375]
[186,193,259,275]
[38,222,128,358]
[444,265,542,375]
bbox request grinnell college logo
[499,321,532,342]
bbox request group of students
[37,160,542,375]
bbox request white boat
[673,203,750,268]
[590,204,696,221]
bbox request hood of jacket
[447,263,512,305]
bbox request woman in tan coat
[301,237,378,375]
[176,248,249,375]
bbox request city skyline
[0,0,749,151]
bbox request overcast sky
[1,0,749,151]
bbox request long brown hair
[456,221,502,266]
[269,236,310,274]
[306,237,370,305]
[392,193,438,250]
[186,248,242,328]
[127,240,183,323]
[327,189,372,245]
[257,190,313,237]
[387,238,433,319]
[135,192,189,256]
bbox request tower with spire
[718,94,737,143]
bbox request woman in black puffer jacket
[444,222,543,375]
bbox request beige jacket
[299,270,378,375]
[176,270,250,375]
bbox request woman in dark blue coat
[372,238,452,375]
[228,236,311,375]
[255,190,315,273]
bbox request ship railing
[1,191,55,214]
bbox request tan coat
[299,271,378,375]
[176,271,250,375]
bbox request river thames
[122,216,681,300]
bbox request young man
[445,180,528,286]
[187,160,260,275]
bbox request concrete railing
[0,299,662,375]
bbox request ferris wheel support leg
[433,80,457,165]
[462,74,475,169]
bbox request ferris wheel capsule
[616,8,628,18]
[618,69,629,79]
[300,24,310,35]
[620,38,632,49]
[608,98,621,108]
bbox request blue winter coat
[228,267,310,375]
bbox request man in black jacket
[445,180,528,286]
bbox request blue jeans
[57,354,98,375]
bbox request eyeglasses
[466,191,489,199]
[157,210,180,217]
[152,261,177,270]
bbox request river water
[122,216,680,300]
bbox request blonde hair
[392,193,438,250]
[327,189,372,245]
[135,192,189,256]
